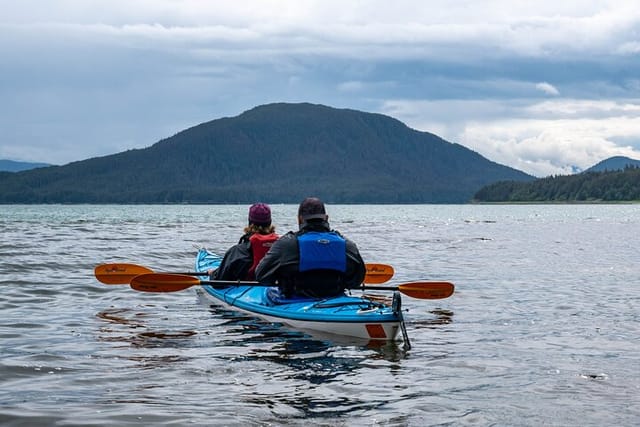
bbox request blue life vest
[298,231,347,273]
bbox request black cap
[298,197,327,220]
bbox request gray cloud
[1,1,640,175]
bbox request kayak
[194,249,404,342]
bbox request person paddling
[212,203,279,281]
[255,197,365,298]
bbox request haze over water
[1,204,638,426]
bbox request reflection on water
[92,300,422,420]
[412,309,455,328]
[204,303,409,358]
[95,307,198,370]
[197,304,417,420]
[97,307,147,328]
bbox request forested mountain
[473,166,640,202]
[0,160,52,172]
[584,156,640,172]
[0,103,533,204]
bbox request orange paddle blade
[397,282,455,299]
[94,263,153,284]
[130,273,200,293]
[364,263,394,284]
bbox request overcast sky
[1,1,639,176]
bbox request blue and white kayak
[194,249,403,341]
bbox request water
[0,204,638,426]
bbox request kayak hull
[195,249,401,341]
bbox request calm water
[0,204,638,426]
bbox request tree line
[473,166,640,202]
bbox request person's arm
[255,232,297,284]
[213,241,252,281]
[343,238,366,288]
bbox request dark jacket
[255,220,366,298]
[213,234,252,281]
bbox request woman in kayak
[212,203,279,281]
[255,197,365,298]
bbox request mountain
[0,159,53,172]
[584,156,640,173]
[473,167,640,202]
[0,102,534,204]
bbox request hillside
[473,167,640,202]
[0,160,53,172]
[0,103,533,203]
[585,156,640,172]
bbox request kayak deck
[195,249,402,341]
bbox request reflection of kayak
[194,249,404,342]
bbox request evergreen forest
[473,167,640,202]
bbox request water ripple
[1,204,639,426]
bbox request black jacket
[213,234,252,281]
[255,220,366,298]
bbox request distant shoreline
[2,201,639,206]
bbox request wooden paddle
[94,263,205,285]
[364,263,395,284]
[359,282,454,300]
[129,273,454,300]
[94,262,394,285]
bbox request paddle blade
[398,281,455,299]
[130,274,200,293]
[364,263,395,284]
[94,263,153,284]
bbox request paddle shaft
[129,274,454,299]
[95,262,393,285]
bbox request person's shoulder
[227,238,251,254]
[271,230,297,245]
[279,230,298,240]
[330,229,350,240]
[238,232,253,243]
[333,230,360,247]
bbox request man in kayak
[212,203,279,281]
[255,197,366,298]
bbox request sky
[1,1,640,177]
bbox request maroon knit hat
[248,203,271,226]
